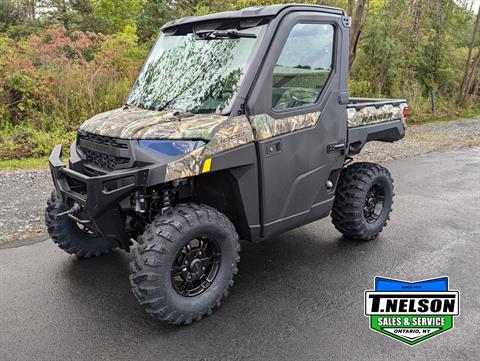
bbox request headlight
[138,140,206,156]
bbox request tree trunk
[400,0,423,92]
[31,0,36,21]
[458,4,480,105]
[463,48,480,101]
[349,0,367,71]
[348,0,355,17]
[62,0,68,29]
[376,0,396,94]
[23,0,37,20]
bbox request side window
[272,24,334,111]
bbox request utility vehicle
[46,4,408,324]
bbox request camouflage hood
[79,106,252,141]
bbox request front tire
[331,162,394,241]
[45,190,115,258]
[129,203,240,325]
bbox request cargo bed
[347,98,407,155]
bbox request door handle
[265,140,282,157]
[327,142,345,153]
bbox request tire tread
[44,190,114,258]
[331,162,394,241]
[129,203,240,325]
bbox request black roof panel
[162,4,345,30]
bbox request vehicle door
[246,11,349,237]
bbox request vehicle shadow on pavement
[60,250,176,329]
[59,222,383,334]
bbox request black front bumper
[49,144,150,249]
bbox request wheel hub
[189,258,202,276]
[171,236,221,297]
[363,184,386,223]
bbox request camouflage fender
[164,115,254,181]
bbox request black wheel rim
[363,184,385,224]
[171,236,221,297]
[74,222,98,237]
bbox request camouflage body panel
[79,106,240,141]
[79,106,322,182]
[164,115,254,181]
[164,111,321,180]
[347,104,404,128]
[249,112,321,140]
[79,106,254,182]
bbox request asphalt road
[0,148,479,361]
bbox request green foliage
[136,0,172,43]
[91,0,145,33]
[0,156,49,171]
[0,124,76,159]
[0,0,29,28]
[0,25,147,160]
[0,0,479,161]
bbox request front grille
[78,132,130,170]
[79,132,128,149]
[82,148,130,170]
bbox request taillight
[402,106,409,121]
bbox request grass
[0,157,49,171]
[0,230,47,245]
[409,110,480,125]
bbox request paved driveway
[0,148,479,360]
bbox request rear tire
[331,162,394,241]
[45,190,115,258]
[129,203,240,325]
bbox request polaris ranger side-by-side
[46,4,408,324]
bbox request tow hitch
[55,202,82,218]
[55,202,92,225]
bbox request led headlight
[138,140,206,157]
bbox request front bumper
[49,144,150,249]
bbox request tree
[348,0,367,70]
[0,0,34,26]
[458,4,480,105]
[174,0,199,16]
[51,0,72,28]
[69,0,102,32]
[91,0,145,33]
[136,0,172,43]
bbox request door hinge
[338,91,349,105]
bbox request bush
[0,26,147,160]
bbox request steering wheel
[288,95,310,108]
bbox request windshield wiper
[171,111,194,120]
[195,29,257,40]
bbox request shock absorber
[134,189,146,213]
[160,187,174,214]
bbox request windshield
[127,25,266,114]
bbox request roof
[162,4,345,30]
